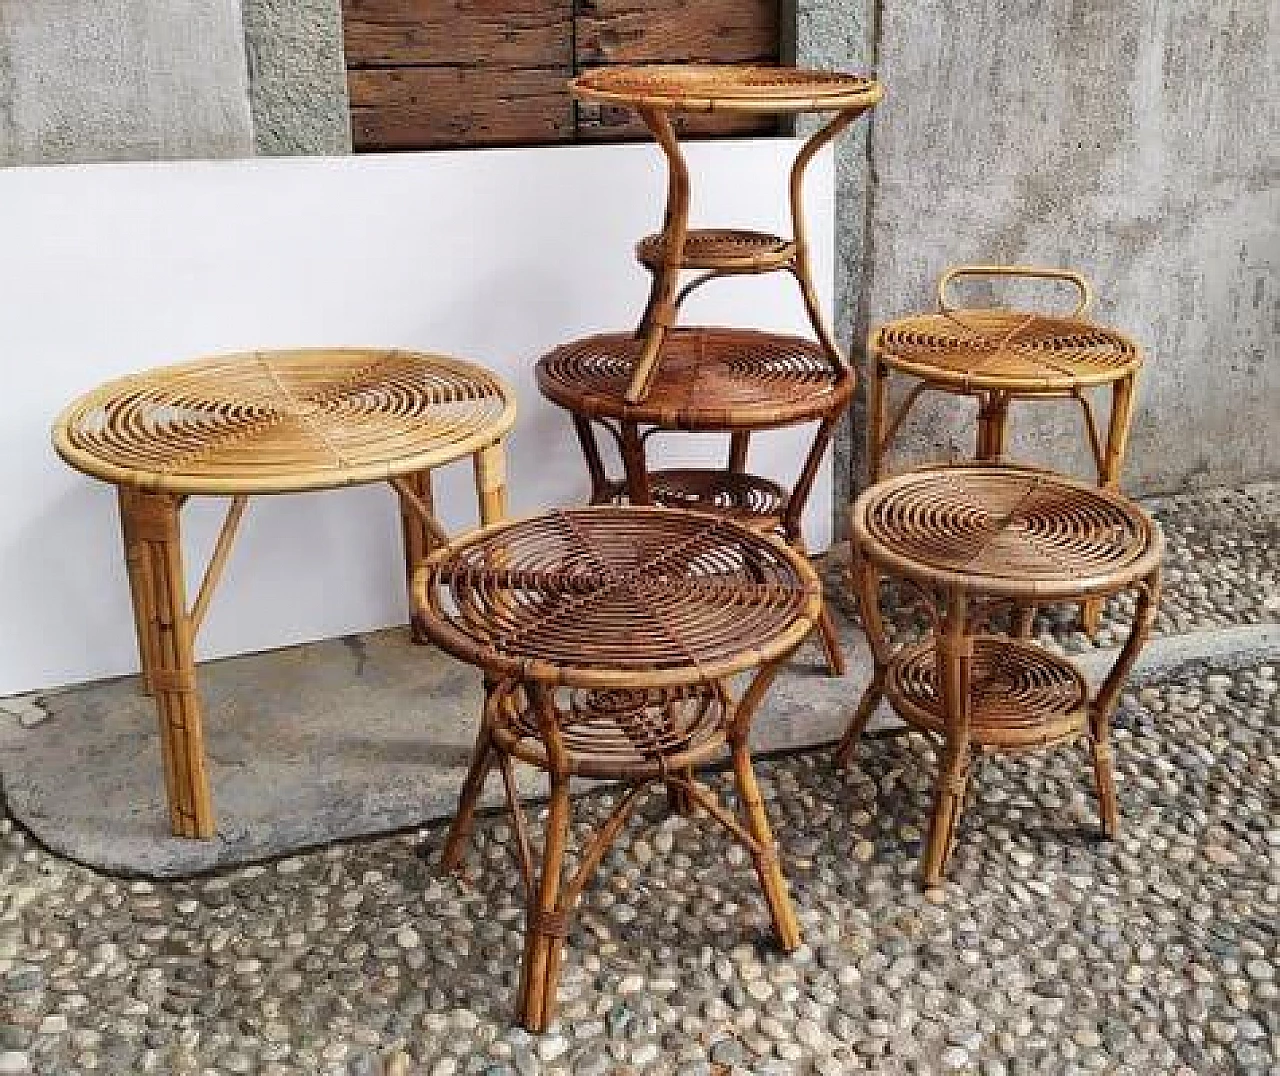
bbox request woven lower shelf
[636,229,796,273]
[645,468,787,529]
[885,636,1088,749]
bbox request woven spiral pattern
[856,466,1159,597]
[535,328,849,428]
[636,229,795,272]
[54,349,515,494]
[647,469,787,528]
[876,311,1140,391]
[493,683,727,778]
[887,637,1088,748]
[570,64,881,114]
[418,507,820,686]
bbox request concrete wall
[848,0,1279,498]
[0,0,254,164]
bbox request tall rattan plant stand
[835,464,1162,888]
[537,65,882,676]
[54,349,515,838]
[413,506,821,1031]
[867,265,1144,632]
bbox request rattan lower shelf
[413,506,820,1030]
[837,464,1163,888]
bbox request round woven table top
[53,349,517,495]
[412,506,822,688]
[852,465,1163,600]
[570,64,882,115]
[535,328,851,430]
[874,310,1141,392]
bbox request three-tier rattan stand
[537,65,883,675]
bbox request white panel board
[0,140,835,693]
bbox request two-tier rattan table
[834,465,1162,888]
[868,265,1144,632]
[540,65,882,675]
[413,506,820,1031]
[53,348,516,839]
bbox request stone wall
[833,0,1279,504]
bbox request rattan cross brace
[54,348,515,838]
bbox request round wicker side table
[868,265,1144,632]
[53,348,516,839]
[834,465,1163,888]
[413,506,821,1031]
[536,327,851,674]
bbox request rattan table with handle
[53,348,516,839]
[412,506,821,1031]
[868,265,1144,632]
[834,464,1162,888]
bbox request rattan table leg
[867,358,890,483]
[729,660,801,951]
[117,489,215,839]
[474,439,508,525]
[835,553,889,766]
[440,693,498,872]
[516,769,572,1032]
[922,591,973,888]
[1080,374,1140,634]
[619,422,653,504]
[399,470,437,644]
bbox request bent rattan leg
[399,469,437,644]
[729,661,801,951]
[118,489,215,839]
[835,553,890,767]
[474,439,508,525]
[440,712,498,873]
[922,591,973,888]
[516,772,572,1032]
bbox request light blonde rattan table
[53,348,516,839]
[413,506,820,1030]
[868,265,1144,631]
[836,464,1163,888]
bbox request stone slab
[3,608,1276,879]
[0,0,254,165]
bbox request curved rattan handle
[938,265,1092,318]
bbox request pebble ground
[1,658,1276,1075]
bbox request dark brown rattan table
[53,348,515,838]
[412,506,821,1031]
[834,465,1163,888]
[537,66,883,677]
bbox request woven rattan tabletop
[412,506,822,688]
[570,64,882,115]
[874,310,1141,391]
[53,349,516,495]
[852,464,1163,600]
[535,328,852,430]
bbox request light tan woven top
[53,348,516,495]
[874,311,1141,392]
[413,506,822,689]
[852,464,1163,600]
[570,64,883,115]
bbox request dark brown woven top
[852,465,1163,599]
[53,349,516,494]
[874,311,1141,392]
[535,328,852,430]
[570,64,882,115]
[412,506,822,688]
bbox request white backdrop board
[0,140,835,695]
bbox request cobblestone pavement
[828,481,1280,655]
[1,659,1276,1075]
